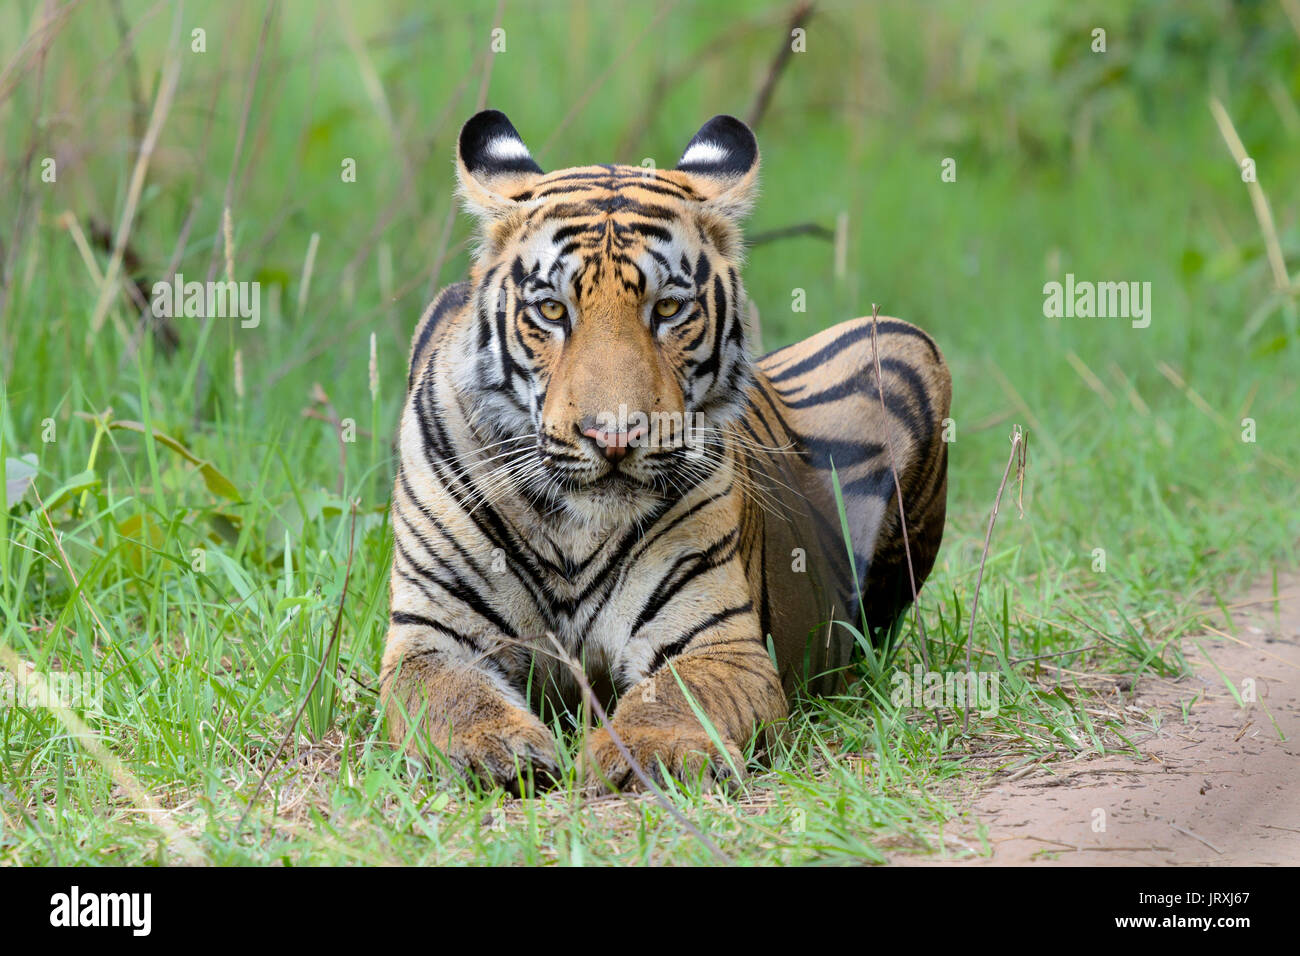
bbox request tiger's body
[381,111,951,790]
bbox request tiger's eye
[654,298,683,319]
[538,299,566,322]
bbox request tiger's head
[448,110,760,526]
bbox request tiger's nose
[580,424,647,462]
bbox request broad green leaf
[42,470,101,511]
[108,420,241,500]
[4,454,38,506]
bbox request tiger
[380,110,951,792]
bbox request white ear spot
[678,140,729,167]
[485,136,533,163]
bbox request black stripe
[838,466,894,500]
[774,365,929,447]
[631,529,741,636]
[622,221,673,243]
[757,523,773,644]
[696,274,728,383]
[415,379,566,596]
[762,319,940,381]
[409,282,469,388]
[394,535,520,640]
[647,602,755,676]
[398,469,489,580]
[389,610,483,653]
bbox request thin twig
[85,3,182,350]
[1168,819,1223,855]
[0,0,78,111]
[1009,643,1102,665]
[747,222,834,246]
[1208,96,1293,294]
[964,425,1026,732]
[541,633,732,865]
[867,303,929,668]
[746,0,816,130]
[237,501,359,833]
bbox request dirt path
[896,576,1300,866]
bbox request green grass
[1,0,1298,864]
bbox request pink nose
[581,425,647,462]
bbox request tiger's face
[448,111,761,525]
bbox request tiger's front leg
[586,569,787,792]
[380,628,559,794]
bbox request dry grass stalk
[237,501,359,834]
[85,8,183,351]
[7,483,207,864]
[746,0,816,130]
[867,303,930,668]
[1208,96,1295,295]
[540,632,733,864]
[963,424,1027,732]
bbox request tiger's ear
[672,115,760,222]
[456,110,544,223]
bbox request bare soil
[896,576,1300,866]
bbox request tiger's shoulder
[407,280,472,390]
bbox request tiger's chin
[551,471,665,529]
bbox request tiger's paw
[435,709,560,795]
[583,724,745,794]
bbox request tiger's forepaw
[583,724,745,794]
[437,709,560,795]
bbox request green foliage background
[0,0,1297,864]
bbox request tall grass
[0,0,1297,864]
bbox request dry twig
[541,633,732,865]
[746,1,816,130]
[237,501,359,834]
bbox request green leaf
[108,420,241,500]
[4,453,38,506]
[274,595,314,615]
[43,470,101,511]
[363,771,391,800]
[666,662,744,786]
[208,549,255,604]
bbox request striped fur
[381,111,951,791]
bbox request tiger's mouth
[548,457,650,494]
[531,457,664,528]
[530,426,717,519]
[586,468,643,491]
